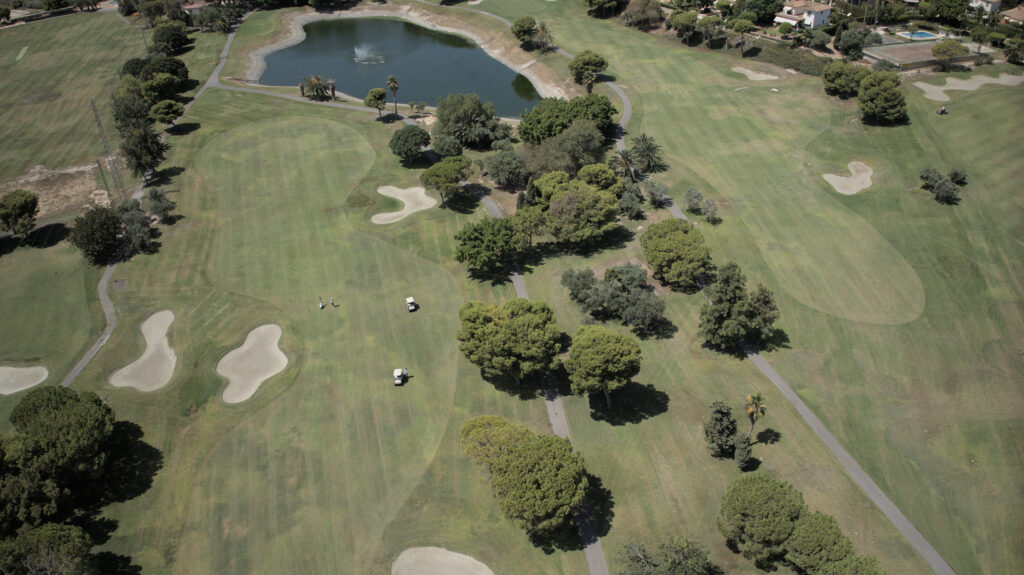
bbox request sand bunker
[371,186,437,224]
[392,547,494,575]
[0,366,48,395]
[110,310,177,392]
[732,66,778,81]
[824,161,874,195]
[914,72,1024,102]
[217,324,287,404]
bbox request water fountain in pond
[353,44,386,64]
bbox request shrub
[481,150,527,189]
[948,168,967,186]
[779,22,792,35]
[822,61,871,98]
[920,167,945,190]
[388,125,431,164]
[752,42,827,76]
[432,133,463,158]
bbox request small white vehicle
[394,368,405,386]
[406,296,418,312]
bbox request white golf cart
[406,296,418,312]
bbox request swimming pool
[899,31,939,40]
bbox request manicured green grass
[467,1,1024,573]
[0,240,104,419]
[71,89,585,574]
[0,12,141,181]
[220,7,306,81]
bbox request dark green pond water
[261,18,541,117]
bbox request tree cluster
[931,38,970,70]
[697,262,779,350]
[618,538,722,575]
[640,219,713,292]
[460,416,588,538]
[420,155,472,208]
[622,0,664,29]
[151,20,189,55]
[433,93,511,149]
[520,119,608,177]
[517,94,617,145]
[718,473,883,574]
[529,169,621,247]
[919,166,966,204]
[454,217,529,276]
[0,387,162,574]
[702,394,766,469]
[561,263,667,334]
[456,299,563,381]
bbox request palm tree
[386,75,400,115]
[533,21,553,52]
[629,133,666,174]
[745,393,767,439]
[582,69,597,94]
[608,149,638,182]
[300,75,331,101]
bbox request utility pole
[91,99,127,205]
[95,160,112,206]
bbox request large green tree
[433,93,508,149]
[697,262,779,350]
[565,325,642,408]
[454,217,528,276]
[703,401,738,458]
[69,207,123,265]
[561,263,667,334]
[112,77,153,137]
[151,20,189,54]
[640,219,713,292]
[0,190,40,238]
[568,50,609,84]
[546,180,620,246]
[490,433,588,536]
[619,538,721,575]
[518,94,616,144]
[717,473,805,565]
[820,554,885,575]
[363,87,387,116]
[121,125,169,181]
[931,38,970,70]
[858,71,907,124]
[629,133,667,174]
[420,155,472,208]
[512,16,538,46]
[456,299,563,381]
[388,124,431,164]
[783,511,855,573]
[459,415,532,469]
[0,523,95,575]
[822,61,871,98]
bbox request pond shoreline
[241,4,570,102]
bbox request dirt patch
[0,366,48,395]
[732,66,779,81]
[823,161,873,195]
[110,310,177,392]
[371,186,437,224]
[913,72,1024,102]
[242,5,574,101]
[217,324,288,404]
[391,547,494,575]
[0,163,108,220]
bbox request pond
[261,18,541,117]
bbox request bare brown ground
[0,163,108,220]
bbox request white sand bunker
[732,66,778,81]
[824,161,874,195]
[110,310,177,392]
[217,324,287,404]
[371,186,437,224]
[392,547,494,575]
[0,366,49,395]
[914,72,1024,102]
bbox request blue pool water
[902,31,938,39]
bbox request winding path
[62,8,953,575]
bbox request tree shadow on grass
[149,166,185,187]
[24,223,70,248]
[97,421,165,506]
[756,428,781,445]
[94,552,142,575]
[482,373,545,401]
[588,382,669,425]
[634,316,678,340]
[444,183,484,214]
[166,122,200,136]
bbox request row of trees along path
[61,7,954,575]
[427,4,955,574]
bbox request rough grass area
[69,90,585,574]
[0,13,140,182]
[475,1,1024,573]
